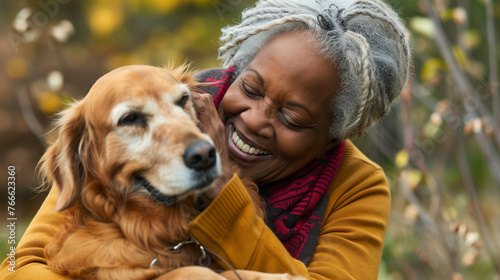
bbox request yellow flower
[6,57,27,79]
[146,0,179,14]
[410,16,435,38]
[39,91,61,115]
[87,3,123,37]
[407,169,422,190]
[452,46,468,69]
[395,150,409,168]
[420,58,448,84]
[191,0,212,7]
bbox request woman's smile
[231,131,270,155]
[226,123,272,163]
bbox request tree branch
[485,0,499,124]
[421,0,500,148]
[15,84,47,147]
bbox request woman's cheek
[277,130,316,159]
[220,88,243,115]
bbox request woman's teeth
[232,131,270,155]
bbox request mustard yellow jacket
[0,140,390,280]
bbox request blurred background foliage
[1,0,499,279]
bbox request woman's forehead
[245,31,340,105]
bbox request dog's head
[40,65,220,212]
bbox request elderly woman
[185,0,410,279]
[1,0,410,279]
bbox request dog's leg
[48,227,165,280]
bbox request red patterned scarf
[196,67,345,265]
[260,144,344,264]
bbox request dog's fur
[40,65,275,279]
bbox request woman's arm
[306,151,391,279]
[0,187,70,280]
[189,174,309,276]
[189,148,391,280]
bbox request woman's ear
[40,102,87,212]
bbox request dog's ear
[166,64,197,86]
[40,102,88,212]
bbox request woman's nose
[240,103,274,140]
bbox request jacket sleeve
[0,188,69,280]
[307,159,391,279]
[189,164,391,280]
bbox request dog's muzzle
[132,141,219,206]
[183,141,217,171]
[132,175,178,206]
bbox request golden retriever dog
[41,65,302,280]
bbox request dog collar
[150,235,210,268]
[150,235,243,280]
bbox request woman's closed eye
[241,82,261,100]
[240,80,312,131]
[279,111,308,131]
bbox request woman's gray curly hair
[218,0,411,140]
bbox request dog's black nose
[183,141,217,171]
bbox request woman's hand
[191,91,233,204]
[154,266,227,280]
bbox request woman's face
[219,31,341,184]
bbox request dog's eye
[118,112,146,128]
[177,94,190,108]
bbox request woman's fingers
[191,91,233,200]
[191,92,225,149]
